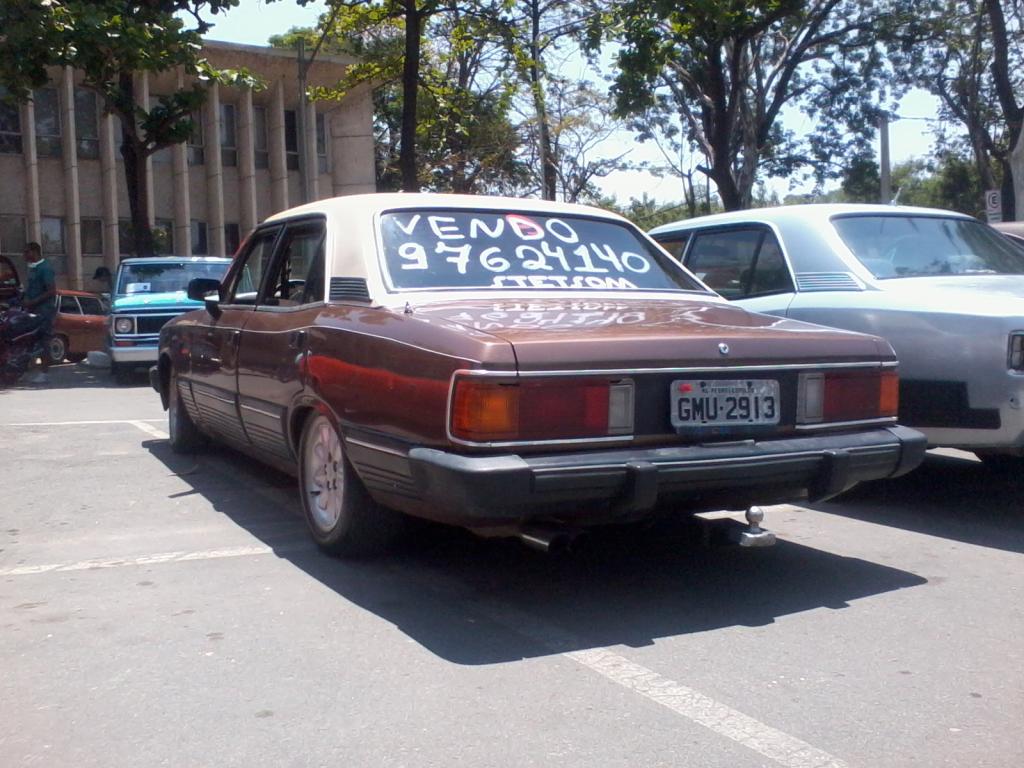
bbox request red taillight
[451,377,633,443]
[822,369,898,422]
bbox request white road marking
[565,648,848,768]
[1,419,164,427]
[456,591,849,768]
[128,420,169,440]
[0,544,307,576]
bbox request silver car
[649,204,1024,465]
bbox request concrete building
[0,41,376,291]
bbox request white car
[650,204,1024,466]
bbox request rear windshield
[116,261,230,295]
[833,215,1024,278]
[379,210,704,293]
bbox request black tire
[46,335,67,364]
[167,372,206,453]
[297,413,403,557]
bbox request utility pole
[879,114,892,204]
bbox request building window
[284,109,299,171]
[0,215,26,255]
[0,87,23,154]
[118,219,135,255]
[191,220,208,255]
[41,216,65,255]
[225,222,241,256]
[75,88,99,160]
[220,102,237,167]
[154,219,174,255]
[34,88,62,159]
[81,218,103,255]
[253,106,269,169]
[150,97,173,164]
[187,111,204,166]
[316,113,328,175]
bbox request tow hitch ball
[733,506,777,548]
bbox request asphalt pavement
[1,363,1022,767]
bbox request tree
[599,0,912,210]
[0,0,249,256]
[898,0,1022,219]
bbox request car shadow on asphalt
[1,361,150,391]
[811,451,1024,555]
[144,438,928,666]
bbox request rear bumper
[394,426,926,526]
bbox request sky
[202,0,946,205]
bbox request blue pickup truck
[108,256,231,382]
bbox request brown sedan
[51,289,108,363]
[151,194,925,556]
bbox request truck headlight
[114,317,134,335]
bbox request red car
[51,289,109,363]
[151,194,926,556]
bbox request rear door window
[686,228,793,298]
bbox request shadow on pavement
[1,361,149,391]
[813,451,1024,554]
[144,438,928,666]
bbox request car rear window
[833,215,1024,278]
[379,210,704,293]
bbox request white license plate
[670,379,780,427]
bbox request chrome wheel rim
[305,416,343,532]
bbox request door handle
[289,329,307,350]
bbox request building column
[134,72,154,227]
[329,88,376,196]
[22,99,41,244]
[237,87,258,236]
[304,98,318,201]
[204,80,225,256]
[61,67,82,288]
[269,78,288,214]
[172,69,190,257]
[99,111,120,271]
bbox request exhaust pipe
[517,524,577,554]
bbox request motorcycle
[0,293,48,387]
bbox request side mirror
[187,277,223,319]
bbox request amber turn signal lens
[451,380,519,441]
[879,369,899,418]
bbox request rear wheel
[167,372,206,453]
[298,413,403,557]
[46,335,67,364]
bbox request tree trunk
[117,72,154,257]
[399,1,422,192]
[529,0,557,201]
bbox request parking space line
[565,647,847,768]
[128,420,169,440]
[454,592,849,768]
[0,543,308,577]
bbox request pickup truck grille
[136,315,177,335]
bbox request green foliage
[599,0,912,210]
[0,1,244,255]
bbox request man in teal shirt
[22,242,57,384]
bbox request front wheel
[298,413,403,557]
[167,372,206,453]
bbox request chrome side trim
[794,416,898,432]
[239,403,280,420]
[344,436,410,458]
